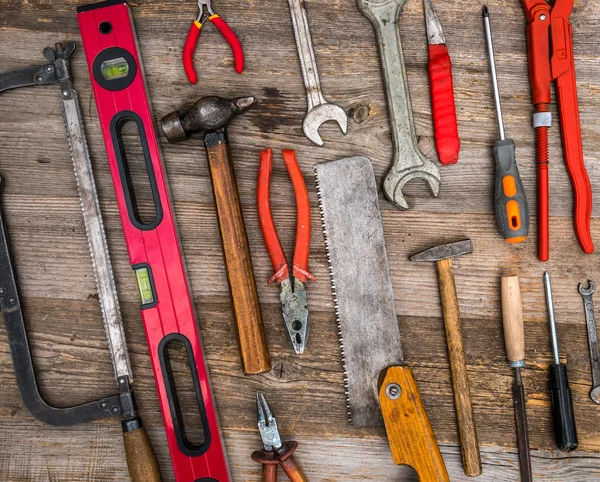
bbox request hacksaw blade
[314,156,404,428]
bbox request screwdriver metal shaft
[543,272,579,452]
[483,6,529,244]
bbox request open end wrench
[288,0,348,146]
[357,0,441,210]
[578,280,600,404]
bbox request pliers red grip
[258,149,314,285]
[258,149,314,354]
[183,0,244,84]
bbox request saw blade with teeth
[314,156,404,428]
[60,79,132,383]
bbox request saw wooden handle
[122,418,162,482]
[436,258,482,477]
[379,366,449,482]
[205,133,271,375]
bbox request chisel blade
[315,156,403,428]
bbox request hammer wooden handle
[436,258,482,477]
[205,132,271,375]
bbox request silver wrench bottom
[578,280,600,404]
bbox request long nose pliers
[183,0,244,84]
[251,393,308,482]
[257,149,314,355]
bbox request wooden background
[1,0,600,480]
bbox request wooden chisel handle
[379,366,449,482]
[436,258,482,477]
[205,132,271,375]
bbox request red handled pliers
[258,149,315,355]
[183,0,244,84]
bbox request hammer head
[410,239,473,263]
[161,96,256,143]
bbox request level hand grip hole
[159,334,211,457]
[110,111,163,230]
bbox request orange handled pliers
[183,0,244,84]
[258,149,315,355]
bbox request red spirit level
[77,1,229,480]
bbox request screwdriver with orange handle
[483,6,530,243]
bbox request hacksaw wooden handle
[501,276,526,364]
[379,366,449,482]
[205,133,271,375]
[122,418,162,482]
[435,258,482,477]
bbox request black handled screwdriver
[483,6,530,243]
[543,272,578,452]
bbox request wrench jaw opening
[303,103,348,147]
[383,155,441,210]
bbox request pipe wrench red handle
[77,2,229,481]
[522,0,593,258]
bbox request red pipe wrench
[521,0,593,260]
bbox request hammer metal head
[410,239,473,263]
[160,95,256,143]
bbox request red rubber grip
[183,21,202,84]
[210,15,244,74]
[428,43,460,165]
[282,150,314,284]
[257,149,289,284]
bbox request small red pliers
[183,0,244,84]
[258,149,315,355]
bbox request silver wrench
[578,280,600,404]
[357,0,440,210]
[288,0,348,146]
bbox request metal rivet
[0,288,5,295]
[62,91,69,97]
[46,66,53,72]
[36,76,43,82]
[8,297,15,304]
[100,401,108,409]
[385,383,402,400]
[112,406,120,414]
[540,14,547,21]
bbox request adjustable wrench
[287,0,348,146]
[578,281,600,404]
[357,0,441,210]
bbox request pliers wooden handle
[183,0,244,84]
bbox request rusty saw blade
[315,156,448,480]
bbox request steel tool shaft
[544,272,578,452]
[578,281,600,404]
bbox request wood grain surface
[1,0,600,480]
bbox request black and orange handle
[493,139,530,243]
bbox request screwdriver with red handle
[423,0,460,165]
[483,6,530,244]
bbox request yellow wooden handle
[501,275,526,364]
[379,366,449,482]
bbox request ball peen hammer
[411,239,482,477]
[161,96,271,375]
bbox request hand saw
[315,156,448,482]
[78,1,230,480]
[0,42,161,481]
